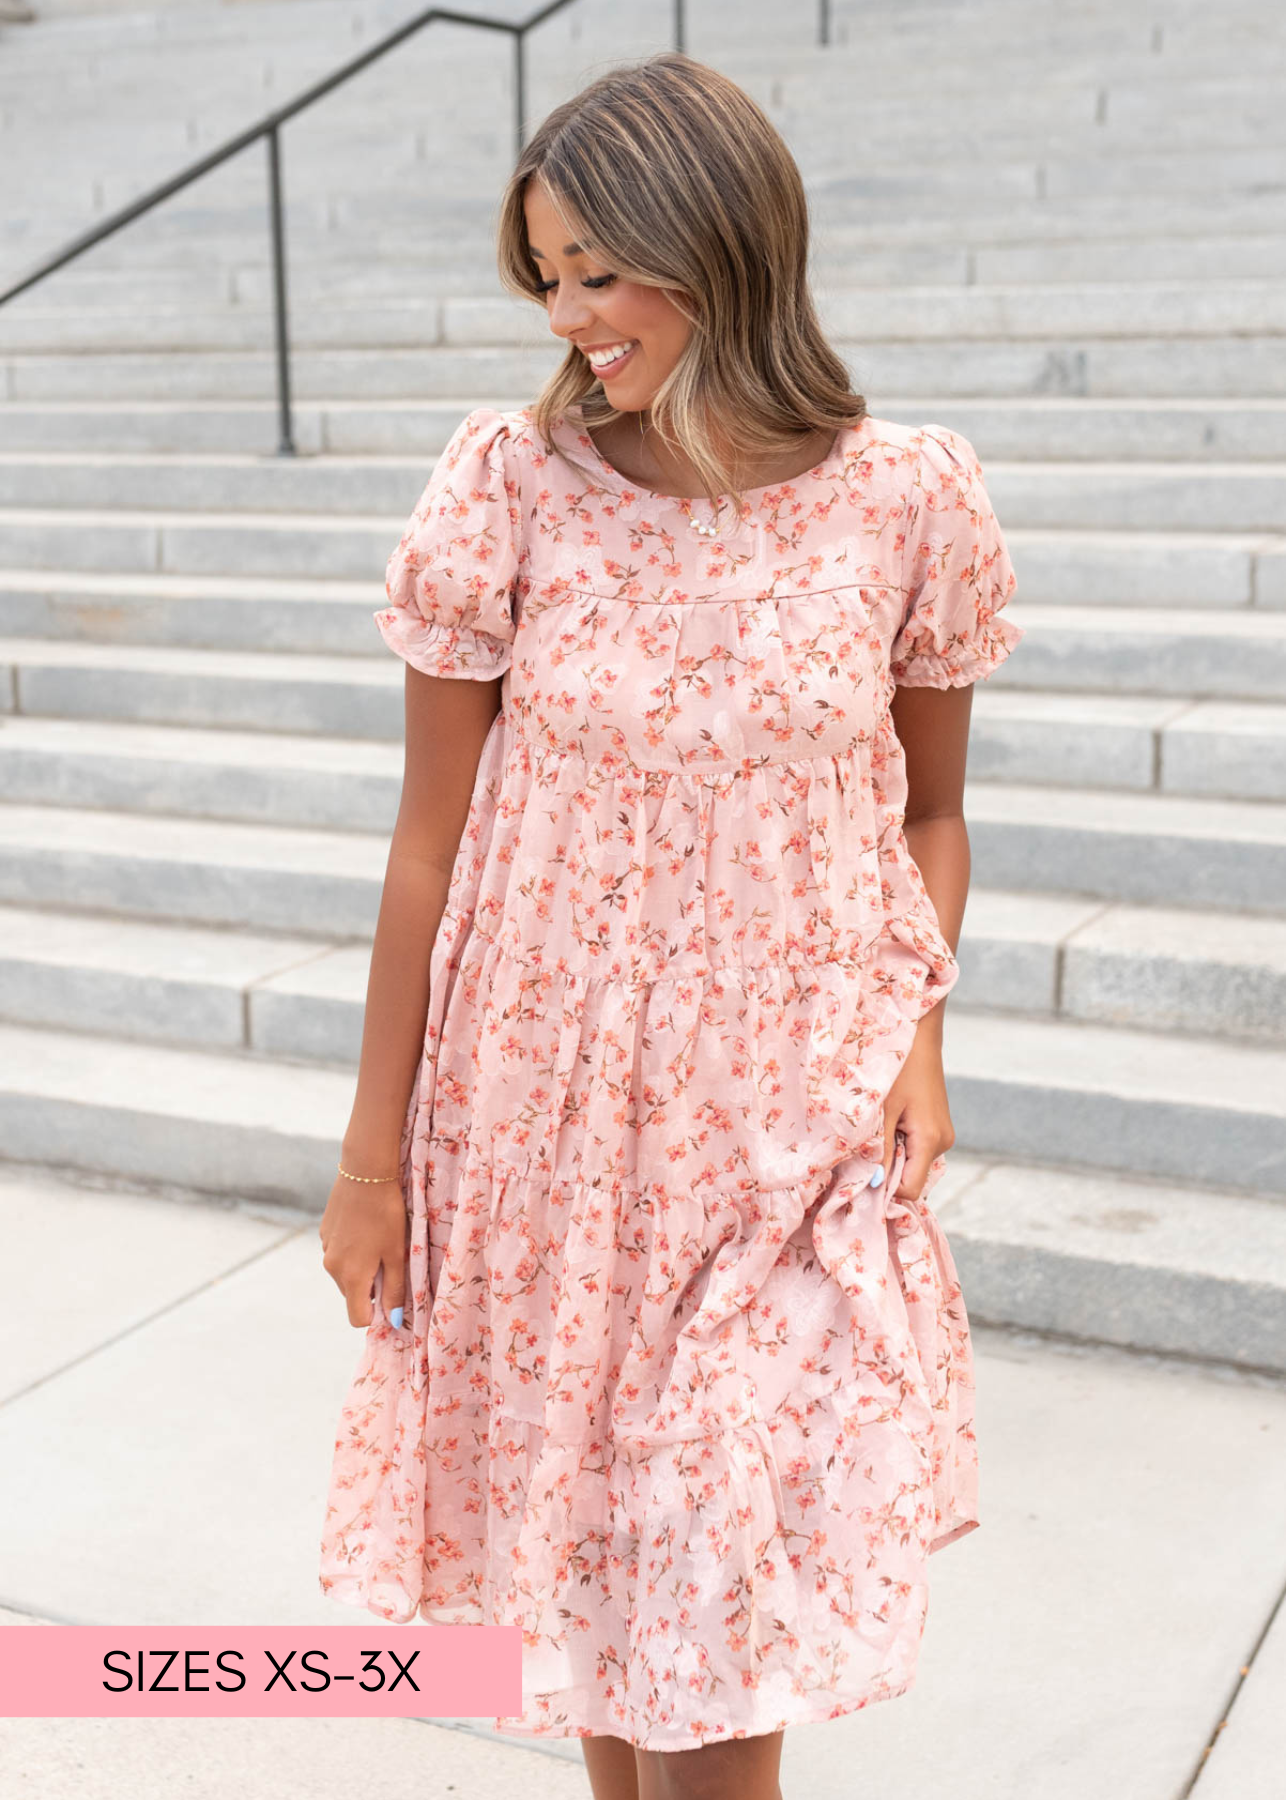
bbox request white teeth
[586,341,636,367]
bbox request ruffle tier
[424,895,950,1198]
[318,1128,977,1750]
[441,713,961,999]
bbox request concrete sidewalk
[0,1160,1282,1800]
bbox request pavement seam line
[1179,1570,1286,1796]
[0,1223,310,1411]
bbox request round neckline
[559,408,861,508]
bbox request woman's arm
[342,664,503,1166]
[889,682,975,1013]
[320,664,503,1327]
[878,681,977,1192]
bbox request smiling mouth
[584,341,638,377]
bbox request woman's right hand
[318,1168,408,1329]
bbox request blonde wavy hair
[495,50,867,517]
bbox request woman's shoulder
[452,403,544,456]
[444,405,561,499]
[856,414,986,480]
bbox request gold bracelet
[337,1160,400,1184]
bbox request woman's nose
[548,289,593,338]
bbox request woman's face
[523,179,691,410]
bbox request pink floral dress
[318,402,1023,1751]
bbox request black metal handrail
[0,0,834,455]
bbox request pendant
[686,498,729,539]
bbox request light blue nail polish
[389,1306,404,1329]
[868,1166,884,1187]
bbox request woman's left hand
[880,1012,955,1198]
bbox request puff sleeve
[375,406,520,680]
[890,423,1023,688]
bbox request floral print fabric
[319,403,1023,1751]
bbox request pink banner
[0,1625,522,1717]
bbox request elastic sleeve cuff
[888,605,1025,689]
[374,606,513,681]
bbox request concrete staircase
[2,0,1285,1373]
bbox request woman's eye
[536,274,618,294]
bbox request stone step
[996,533,1285,608]
[0,714,404,824]
[936,1158,1286,1374]
[816,187,1286,245]
[0,1003,1280,1219]
[12,232,1286,313]
[24,137,1286,239]
[990,463,1286,532]
[3,875,1282,1056]
[7,336,1286,401]
[13,187,1286,303]
[11,78,1284,192]
[5,577,1285,695]
[0,801,387,939]
[6,396,1286,461]
[0,756,1283,936]
[11,72,1285,170]
[0,568,382,654]
[0,504,402,580]
[974,234,1286,286]
[14,191,1286,299]
[75,137,1286,222]
[0,638,400,740]
[941,1008,1286,1198]
[6,280,1286,354]
[55,187,1286,265]
[969,692,1286,799]
[957,888,1286,1043]
[0,901,365,1063]
[5,657,1286,803]
[3,449,1285,533]
[792,76,1286,148]
[20,200,1286,307]
[0,0,418,56]
[17,156,1282,300]
[769,34,1286,92]
[5,0,1278,56]
[16,28,1286,115]
[821,143,1286,206]
[2,501,1280,604]
[966,782,1286,914]
[0,1019,354,1210]
[1001,607,1286,699]
[24,83,1270,174]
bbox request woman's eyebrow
[528,242,584,259]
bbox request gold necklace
[638,411,729,540]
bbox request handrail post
[266,124,297,456]
[674,0,684,53]
[819,0,830,45]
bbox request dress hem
[488,1676,919,1753]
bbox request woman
[318,50,1022,1800]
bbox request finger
[895,1137,929,1199]
[384,1261,408,1330]
[346,1275,375,1330]
[869,1119,899,1189]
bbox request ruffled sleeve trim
[373,609,514,681]
[890,423,1023,689]
[377,406,520,681]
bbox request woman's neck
[591,410,835,498]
